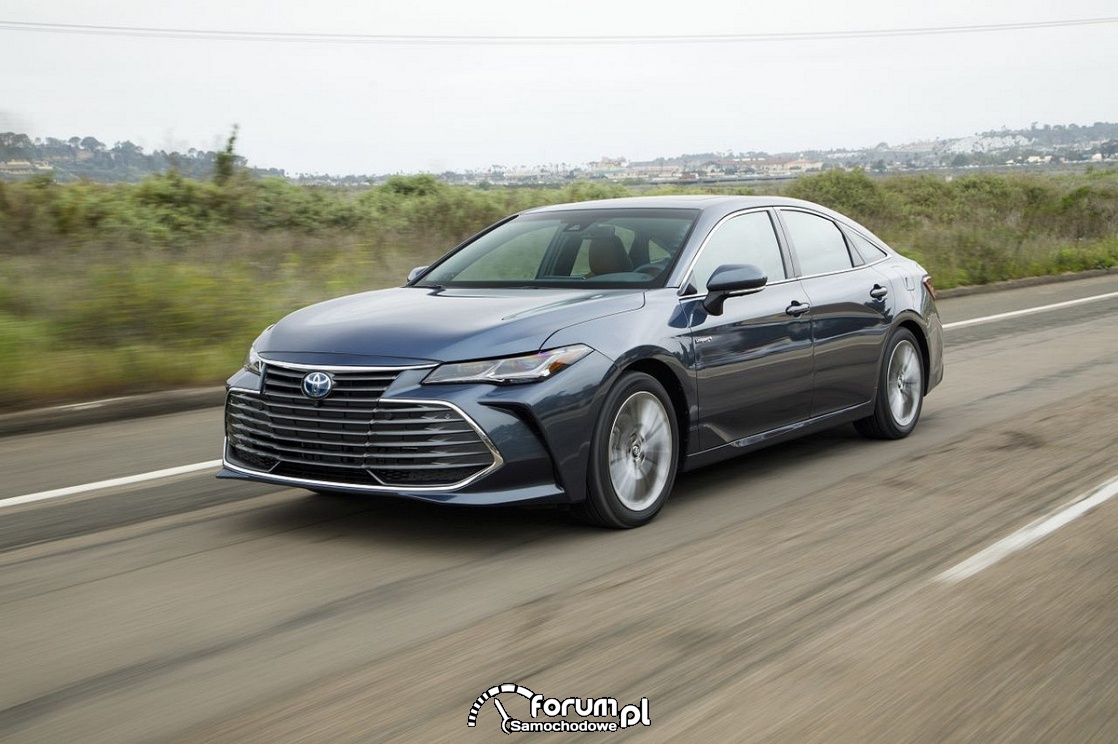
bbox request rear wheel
[576,372,679,528]
[855,328,924,440]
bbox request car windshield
[415,208,699,289]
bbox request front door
[686,210,815,450]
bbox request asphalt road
[1,274,1117,743]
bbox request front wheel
[855,328,925,440]
[576,372,679,528]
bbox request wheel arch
[894,317,931,394]
[620,357,691,468]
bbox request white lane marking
[943,289,1118,330]
[54,396,132,411]
[1,460,222,510]
[936,475,1118,583]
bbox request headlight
[244,344,264,375]
[243,326,274,375]
[423,345,593,385]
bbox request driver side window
[690,211,786,292]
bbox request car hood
[258,286,645,365]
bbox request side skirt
[681,402,875,473]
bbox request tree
[213,124,240,185]
[80,136,105,151]
[113,140,143,155]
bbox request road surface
[1,274,1116,742]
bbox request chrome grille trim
[225,362,502,491]
[255,360,436,372]
[263,365,398,406]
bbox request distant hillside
[0,133,285,182]
[2,121,1116,185]
[975,121,1118,148]
[634,123,1118,169]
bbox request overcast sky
[1,1,1115,175]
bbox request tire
[575,372,680,528]
[855,328,925,440]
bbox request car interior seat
[588,233,632,276]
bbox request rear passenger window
[780,210,853,276]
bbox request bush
[0,168,1116,407]
[785,169,892,224]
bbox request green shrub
[785,169,892,224]
[1,168,1116,407]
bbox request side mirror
[702,264,767,316]
[407,266,429,284]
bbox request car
[219,195,943,527]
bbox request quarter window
[690,211,786,292]
[847,230,890,262]
[780,210,853,276]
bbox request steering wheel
[633,258,669,276]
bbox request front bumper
[218,352,616,505]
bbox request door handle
[785,301,811,317]
[869,284,889,299]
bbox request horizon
[5,118,1115,179]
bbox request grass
[0,169,1116,411]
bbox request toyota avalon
[219,195,943,527]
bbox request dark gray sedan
[220,195,943,527]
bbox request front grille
[226,364,498,488]
[367,402,501,486]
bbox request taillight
[922,275,937,300]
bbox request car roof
[521,194,884,243]
[523,194,832,216]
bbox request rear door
[776,208,893,416]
